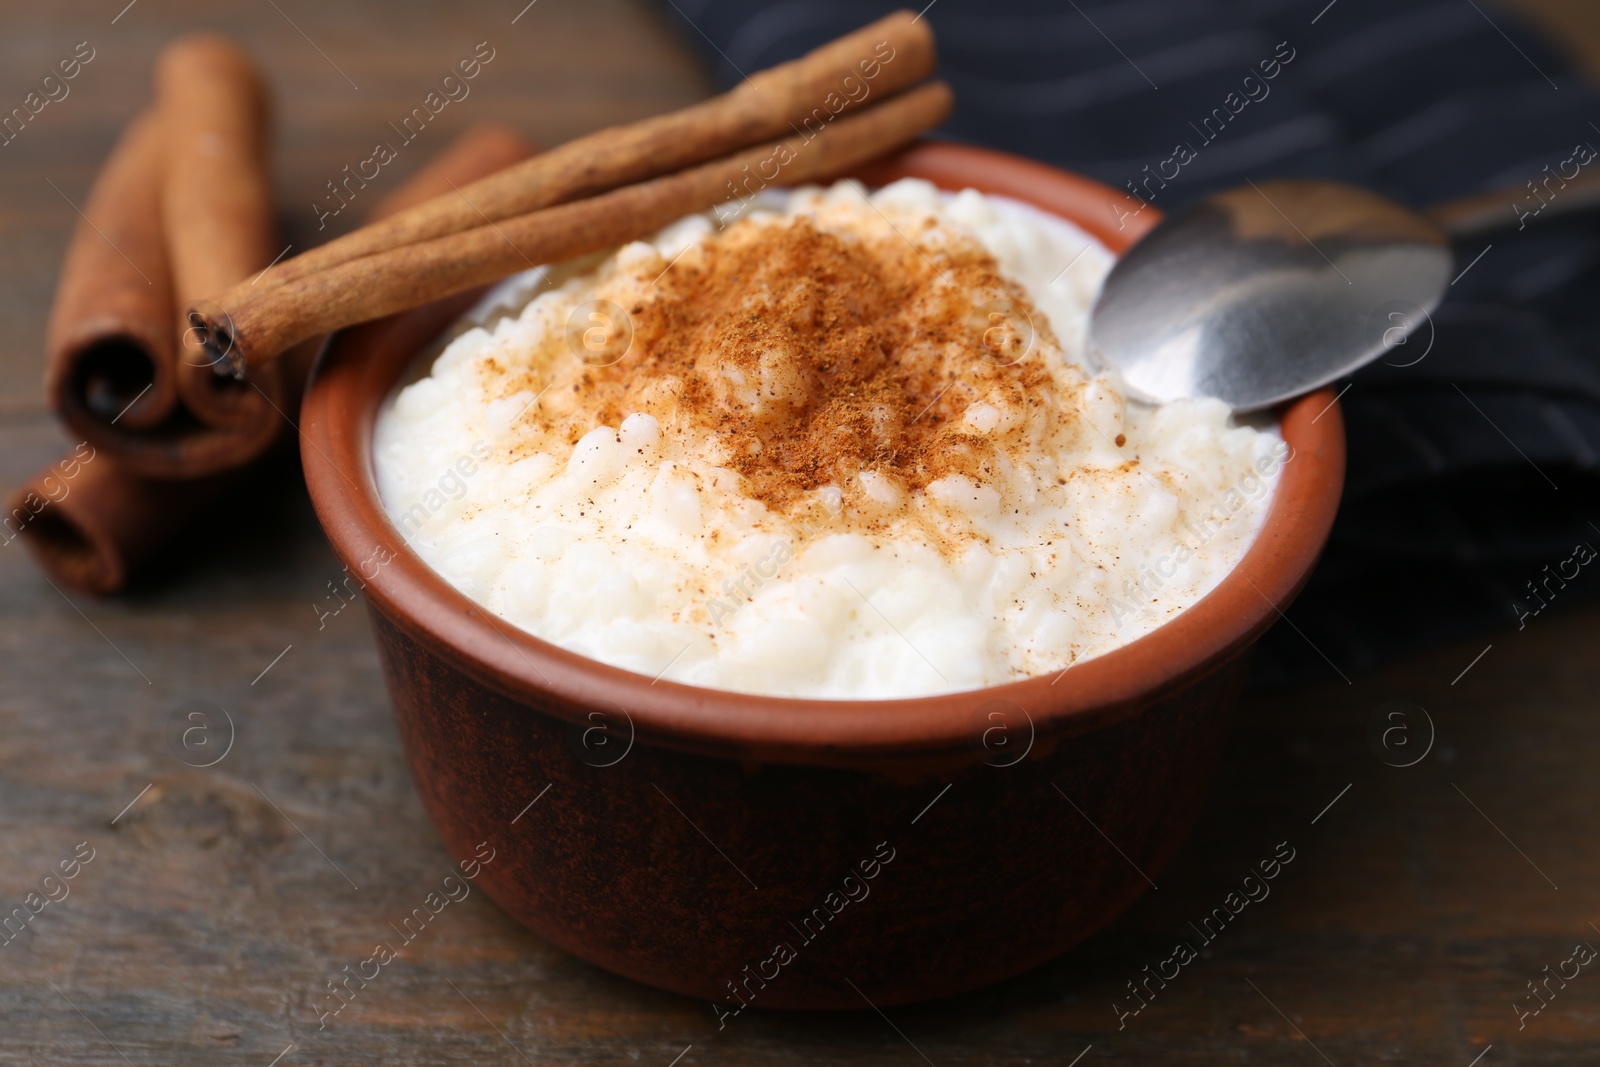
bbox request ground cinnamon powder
[559,215,1060,517]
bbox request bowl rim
[300,140,1345,763]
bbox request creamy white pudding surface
[373,178,1285,699]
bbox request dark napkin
[663,0,1600,685]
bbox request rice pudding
[373,178,1285,699]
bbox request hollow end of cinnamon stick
[51,327,176,434]
[10,496,123,595]
[71,338,163,425]
[174,308,289,434]
[184,301,248,380]
[5,457,229,596]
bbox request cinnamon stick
[43,110,177,439]
[159,34,292,457]
[194,79,954,372]
[212,9,934,308]
[10,123,539,595]
[2,455,232,595]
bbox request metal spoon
[1088,169,1600,411]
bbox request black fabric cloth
[663,0,1600,686]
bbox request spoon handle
[1427,167,1600,240]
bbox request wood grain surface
[3,1,1599,1065]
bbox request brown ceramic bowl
[300,142,1344,1011]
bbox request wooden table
[4,2,1597,1063]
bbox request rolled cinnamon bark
[158,34,292,460]
[43,110,177,438]
[194,79,954,372]
[2,454,230,596]
[212,9,934,310]
[11,123,539,595]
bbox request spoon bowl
[1090,180,1453,410]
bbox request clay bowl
[300,141,1344,1011]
